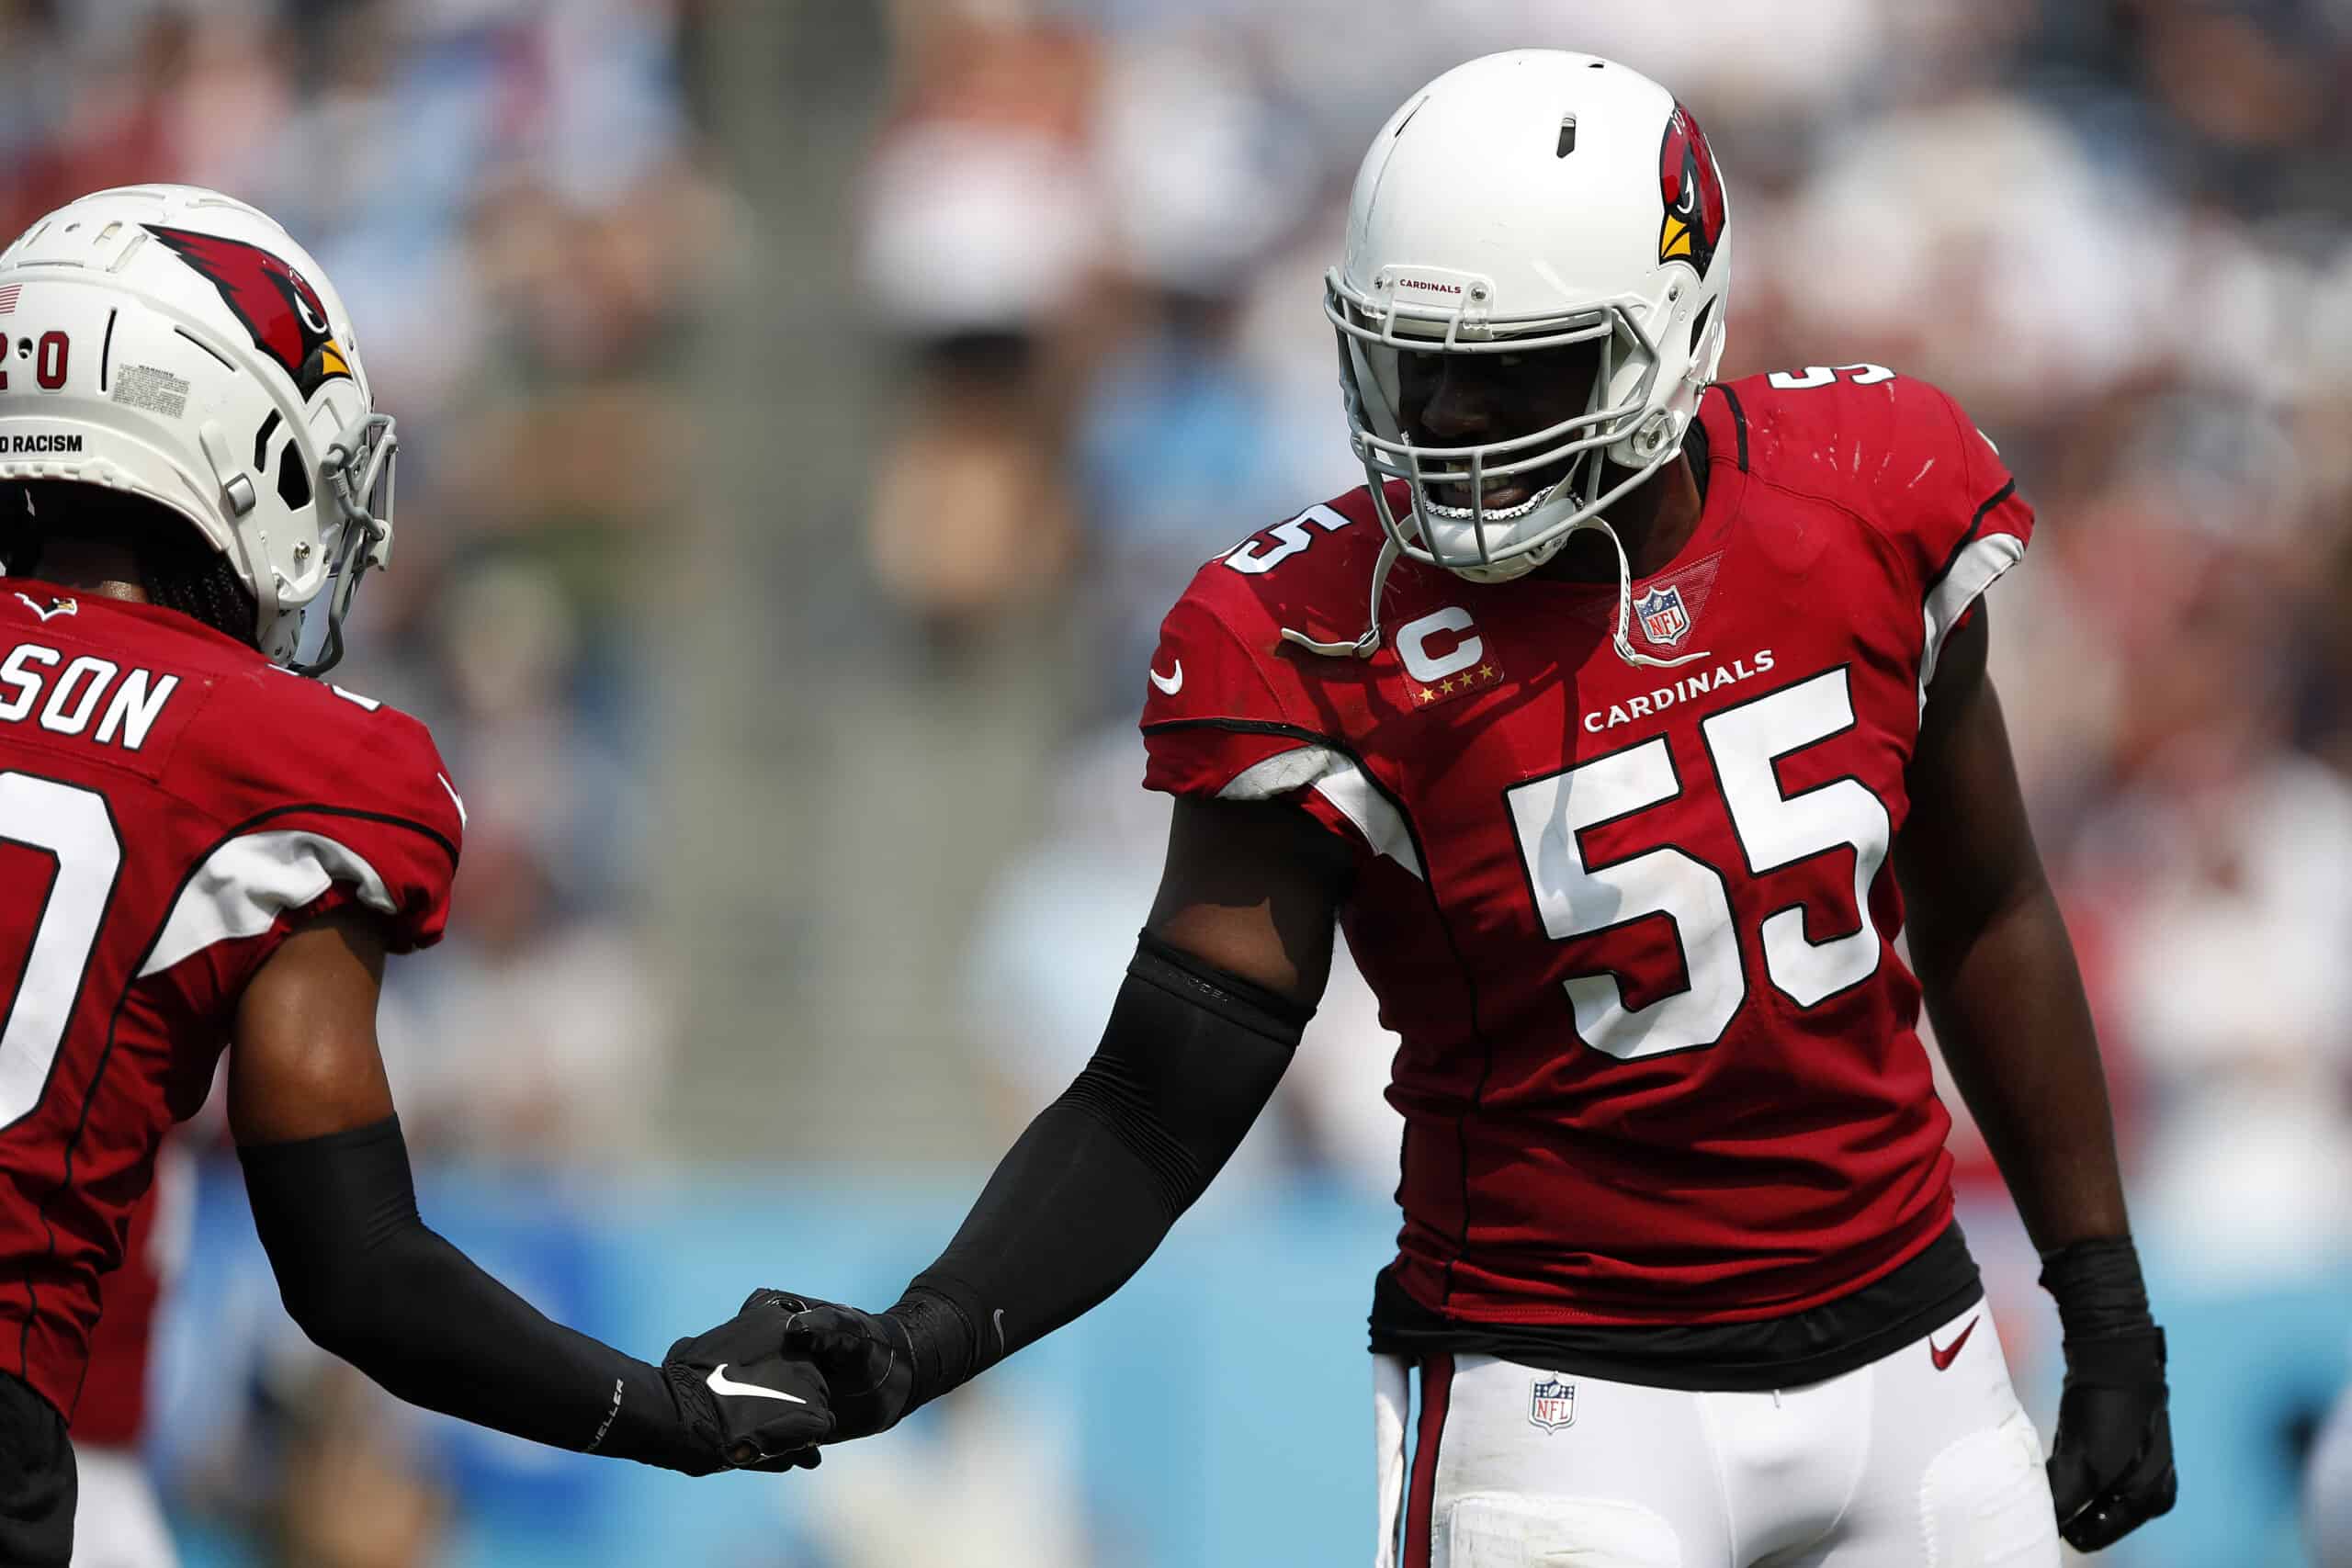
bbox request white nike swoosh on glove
[706,1363,808,1404]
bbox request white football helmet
[0,185,394,673]
[1322,51,1732,607]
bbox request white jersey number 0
[0,773,121,1127]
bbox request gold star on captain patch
[1440,678,1457,694]
[1416,686,1436,704]
[1478,664,1497,681]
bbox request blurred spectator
[266,1363,448,1568]
[165,1296,452,1568]
[379,818,676,1166]
[802,1390,1092,1568]
[858,13,1102,639]
[369,556,672,1164]
[963,724,1404,1195]
[1069,38,1327,703]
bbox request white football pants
[2311,1383,2352,1568]
[70,1448,176,1568]
[1374,1304,2057,1567]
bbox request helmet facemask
[288,406,398,677]
[1328,271,1682,582]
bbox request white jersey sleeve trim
[1217,746,1346,801]
[1216,744,1424,880]
[141,829,397,978]
[1918,531,2026,713]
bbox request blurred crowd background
[14,0,2352,1563]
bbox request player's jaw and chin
[1394,340,1607,561]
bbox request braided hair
[0,481,258,646]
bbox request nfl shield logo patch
[1529,1377,1577,1432]
[1635,584,1691,648]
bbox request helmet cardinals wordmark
[1657,103,1725,278]
[143,226,352,400]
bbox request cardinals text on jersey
[1141,367,2031,1326]
[0,586,460,1419]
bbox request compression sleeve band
[891,932,1311,1407]
[239,1116,705,1471]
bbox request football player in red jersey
[721,51,2177,1565]
[0,186,833,1565]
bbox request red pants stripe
[1405,1354,1453,1568]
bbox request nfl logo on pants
[1529,1377,1577,1432]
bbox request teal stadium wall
[150,1163,2346,1568]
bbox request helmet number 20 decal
[0,332,71,394]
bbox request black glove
[770,1292,926,1442]
[660,1290,837,1472]
[2041,1239,2177,1551]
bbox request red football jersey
[0,583,460,1420]
[74,1137,191,1446]
[1142,367,2032,1326]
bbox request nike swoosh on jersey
[1149,660,1183,696]
[706,1363,808,1404]
[437,773,469,829]
[1928,1315,1979,1371]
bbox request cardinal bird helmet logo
[1657,102,1726,279]
[142,225,353,400]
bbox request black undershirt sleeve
[238,1116,706,1471]
[884,934,1311,1406]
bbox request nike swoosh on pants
[1928,1316,1979,1371]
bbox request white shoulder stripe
[142,830,397,978]
[1216,744,1423,880]
[1919,532,2026,713]
[1313,763,1423,880]
[1217,747,1346,801]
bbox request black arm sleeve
[239,1116,703,1471]
[889,933,1311,1406]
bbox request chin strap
[1280,536,1400,659]
[1279,517,1708,671]
[1591,515,1709,671]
